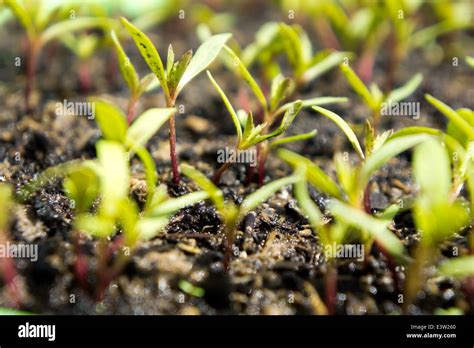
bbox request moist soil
[0,8,473,315]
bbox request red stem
[168,113,180,185]
[25,39,39,113]
[79,63,91,95]
[324,265,337,315]
[126,97,138,124]
[257,144,267,186]
[213,162,232,184]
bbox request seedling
[92,98,175,209]
[120,17,231,184]
[404,138,470,312]
[5,0,114,111]
[181,164,297,270]
[64,141,209,300]
[110,30,160,123]
[241,22,349,87]
[209,45,347,184]
[340,63,422,130]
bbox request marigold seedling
[121,17,231,184]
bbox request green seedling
[92,98,175,210]
[120,17,231,184]
[5,0,114,111]
[466,56,474,68]
[110,30,160,123]
[340,63,422,130]
[65,140,208,300]
[209,45,347,184]
[0,184,22,307]
[241,22,349,87]
[404,138,470,312]
[181,164,297,270]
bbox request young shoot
[5,0,114,111]
[339,63,422,130]
[91,98,175,209]
[120,17,231,184]
[65,140,208,300]
[404,138,470,312]
[209,45,347,184]
[181,164,297,270]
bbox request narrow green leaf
[175,33,231,96]
[168,49,193,95]
[269,129,317,149]
[223,45,268,112]
[240,175,297,216]
[111,30,139,94]
[277,148,341,198]
[91,98,127,143]
[134,146,157,211]
[293,166,323,228]
[361,134,429,188]
[150,191,209,217]
[260,100,302,142]
[279,23,304,74]
[207,71,242,144]
[179,280,205,297]
[386,74,423,103]
[466,56,474,68]
[313,106,365,160]
[270,75,292,112]
[302,51,348,83]
[413,138,451,205]
[447,108,474,147]
[5,0,35,39]
[340,64,378,110]
[438,256,474,279]
[0,307,32,315]
[120,17,170,99]
[42,17,114,45]
[96,141,129,217]
[136,217,169,240]
[64,165,99,214]
[76,214,116,238]
[329,199,405,258]
[126,108,175,150]
[0,184,13,230]
[180,164,225,214]
[166,44,175,75]
[426,94,474,141]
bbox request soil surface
[0,4,473,315]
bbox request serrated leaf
[313,106,365,160]
[340,64,378,110]
[207,71,242,144]
[240,175,297,216]
[426,94,474,141]
[223,45,268,112]
[121,17,170,99]
[386,74,423,103]
[176,33,231,96]
[168,49,193,96]
[126,108,175,150]
[91,98,127,143]
[277,148,341,198]
[329,199,405,258]
[111,30,139,94]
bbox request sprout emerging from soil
[120,17,231,184]
[5,0,114,112]
[210,45,347,185]
[181,164,297,270]
[65,141,209,300]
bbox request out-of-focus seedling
[65,140,208,300]
[340,63,422,130]
[92,99,175,209]
[5,0,114,111]
[404,138,470,312]
[181,164,297,270]
[209,46,347,184]
[121,17,231,184]
[0,184,22,307]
